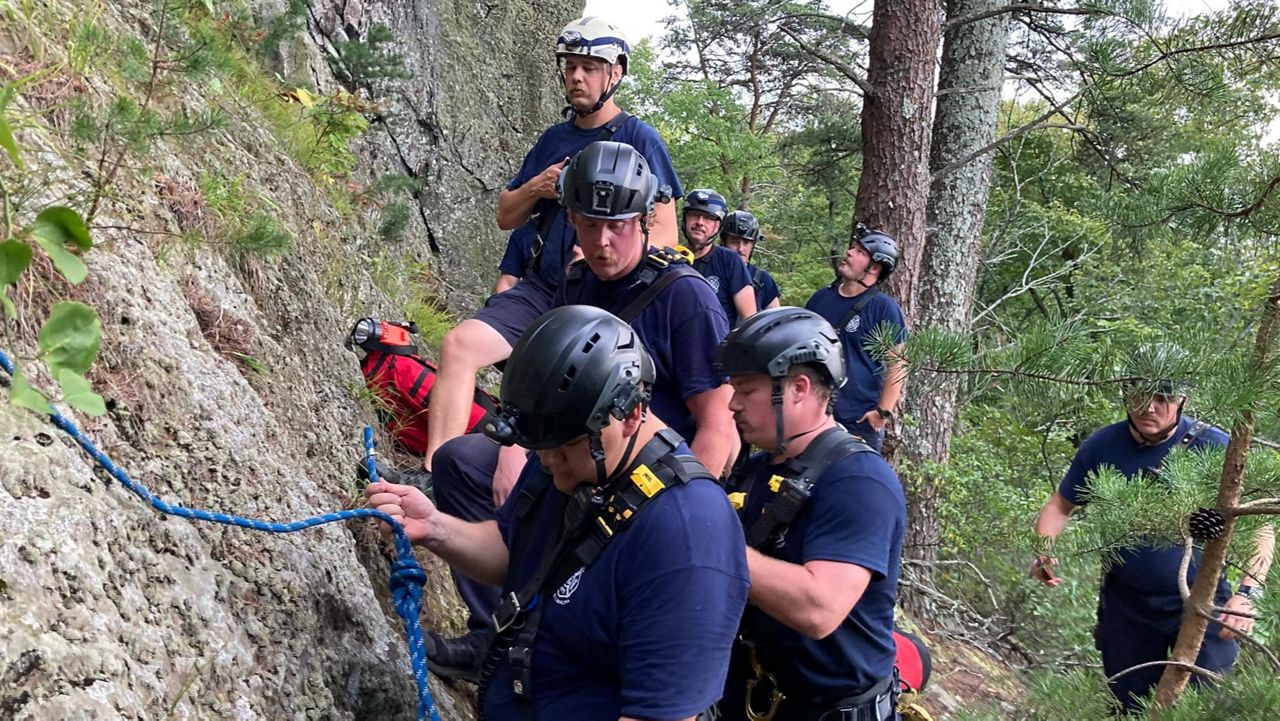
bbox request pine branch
[1109,660,1222,684]
[776,25,873,96]
[1117,174,1280,229]
[947,3,1104,30]
[1155,272,1280,707]
[931,88,1087,184]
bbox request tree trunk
[898,0,1010,605]
[1153,273,1280,707]
[855,0,942,323]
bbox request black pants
[432,434,503,634]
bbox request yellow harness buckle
[631,464,666,498]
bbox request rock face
[0,0,577,718]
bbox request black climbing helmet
[717,307,845,452]
[683,188,728,221]
[485,305,655,452]
[717,307,846,388]
[558,141,665,220]
[852,222,899,280]
[720,210,763,243]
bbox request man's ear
[620,403,645,435]
[788,372,813,404]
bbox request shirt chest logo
[707,275,721,293]
[554,567,585,605]
[845,315,860,333]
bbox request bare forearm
[424,517,509,586]
[733,286,757,321]
[497,186,539,230]
[879,345,906,412]
[647,201,678,248]
[690,416,736,477]
[1246,524,1275,586]
[1034,492,1075,543]
[746,549,844,639]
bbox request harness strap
[835,287,881,335]
[744,427,875,550]
[478,429,708,717]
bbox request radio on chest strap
[745,427,875,549]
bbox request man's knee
[442,320,506,369]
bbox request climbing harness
[0,348,441,721]
[476,428,712,719]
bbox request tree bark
[855,0,942,324]
[897,0,1010,605]
[1153,273,1280,707]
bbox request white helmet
[556,17,630,74]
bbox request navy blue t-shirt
[554,257,729,440]
[508,116,683,289]
[485,451,750,720]
[735,446,906,696]
[1059,416,1232,610]
[498,223,537,277]
[805,286,909,426]
[693,245,752,326]
[748,263,781,309]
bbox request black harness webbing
[744,427,875,550]
[562,247,706,323]
[529,111,634,273]
[835,286,881,336]
[476,428,712,718]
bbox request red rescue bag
[894,628,932,693]
[348,318,497,456]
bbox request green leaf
[31,207,91,284]
[10,366,51,415]
[56,368,106,416]
[33,206,92,250]
[37,301,101,374]
[0,287,13,319]
[0,239,32,285]
[0,116,18,170]
[0,84,18,169]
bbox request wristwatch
[876,407,893,420]
[1237,584,1264,601]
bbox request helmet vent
[560,364,578,391]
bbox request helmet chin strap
[1127,399,1185,446]
[771,379,828,454]
[589,405,647,486]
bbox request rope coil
[0,348,441,721]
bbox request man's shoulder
[1076,421,1133,458]
[819,448,904,500]
[864,289,904,317]
[614,113,667,145]
[1181,416,1229,448]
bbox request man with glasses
[1031,344,1274,712]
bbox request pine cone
[1188,507,1226,541]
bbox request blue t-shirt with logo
[508,116,683,289]
[554,257,729,441]
[805,285,909,427]
[498,223,537,277]
[692,245,752,326]
[484,451,749,721]
[733,445,905,696]
[1059,416,1232,612]
[748,263,781,309]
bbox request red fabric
[894,628,931,692]
[360,352,489,456]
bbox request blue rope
[0,348,441,721]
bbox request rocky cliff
[0,0,577,718]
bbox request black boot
[357,460,434,498]
[425,629,487,683]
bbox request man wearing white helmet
[423,16,683,477]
